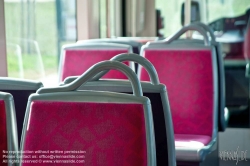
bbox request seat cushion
[175,134,211,148]
[175,134,214,162]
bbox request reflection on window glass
[156,0,183,37]
[207,0,250,22]
[4,0,76,86]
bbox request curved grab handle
[38,61,143,97]
[91,53,160,85]
[191,22,216,43]
[164,24,210,46]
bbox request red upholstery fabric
[175,134,211,148]
[23,101,147,166]
[244,26,250,60]
[60,50,130,81]
[140,49,214,137]
[0,100,7,166]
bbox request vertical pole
[131,0,136,37]
[76,0,100,40]
[114,0,121,37]
[184,0,191,38]
[21,0,24,47]
[0,0,8,76]
[27,0,31,54]
[106,0,110,38]
[55,0,63,62]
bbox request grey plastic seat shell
[0,77,43,90]
[0,92,19,166]
[139,24,219,162]
[22,61,156,166]
[0,78,43,144]
[77,38,142,54]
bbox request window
[4,0,76,86]
[207,0,250,23]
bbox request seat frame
[0,92,18,165]
[63,78,176,166]
[0,77,43,90]
[139,42,219,163]
[21,61,156,166]
[0,77,43,144]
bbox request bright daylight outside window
[156,0,183,37]
[4,0,76,86]
[156,0,250,37]
[207,0,250,23]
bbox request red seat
[63,53,176,166]
[0,77,43,144]
[138,25,218,163]
[21,61,156,166]
[0,92,18,166]
[59,43,134,82]
[191,22,228,132]
[140,49,214,137]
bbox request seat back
[21,61,156,166]
[0,78,43,144]
[0,92,18,166]
[197,23,227,132]
[64,53,176,166]
[187,22,227,131]
[139,25,218,139]
[58,43,134,82]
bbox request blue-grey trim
[77,38,142,50]
[191,22,216,44]
[0,77,43,90]
[143,102,157,166]
[58,42,134,82]
[224,60,246,67]
[159,88,176,166]
[147,24,209,46]
[0,92,19,166]
[246,63,250,77]
[212,46,219,140]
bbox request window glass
[4,0,76,86]
[156,0,184,37]
[207,0,250,23]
